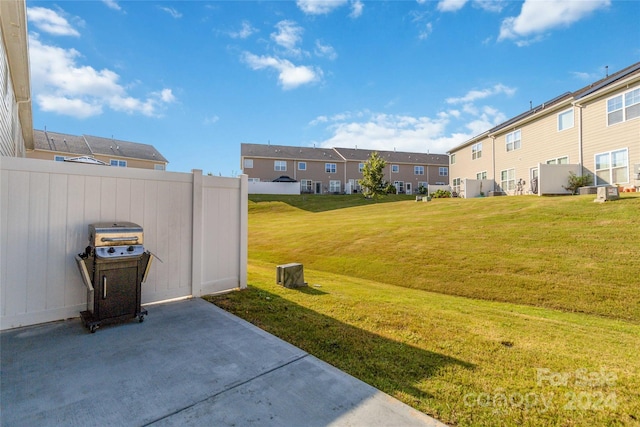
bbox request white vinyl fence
[0,157,247,330]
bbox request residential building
[448,62,640,197]
[0,0,33,157]
[29,129,169,170]
[241,143,449,194]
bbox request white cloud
[437,0,468,12]
[350,0,364,18]
[296,0,349,15]
[27,7,80,37]
[158,6,182,19]
[28,35,175,118]
[271,20,304,56]
[242,52,322,90]
[204,115,220,125]
[315,40,337,60]
[102,0,122,11]
[310,84,513,153]
[445,83,516,104]
[230,21,257,39]
[419,22,433,40]
[499,0,610,43]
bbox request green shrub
[563,171,593,194]
[430,189,451,198]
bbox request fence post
[239,174,248,289]
[191,169,203,297]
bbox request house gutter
[572,102,584,176]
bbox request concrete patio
[1,297,445,426]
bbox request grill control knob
[107,247,115,254]
[127,246,134,252]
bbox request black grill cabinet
[76,222,153,333]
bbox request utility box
[595,186,620,202]
[276,263,307,288]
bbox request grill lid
[89,222,144,247]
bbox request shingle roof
[241,143,340,161]
[334,148,448,165]
[241,143,449,165]
[33,130,168,163]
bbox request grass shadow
[205,288,474,412]
[249,194,416,213]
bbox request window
[358,163,365,173]
[506,130,521,152]
[325,163,336,173]
[54,155,65,162]
[274,160,286,171]
[414,166,424,175]
[546,156,569,165]
[500,168,516,192]
[476,171,487,180]
[450,154,456,165]
[452,178,461,194]
[329,180,341,193]
[394,181,404,193]
[595,148,628,185]
[418,181,428,191]
[558,109,574,131]
[110,159,127,167]
[244,159,253,169]
[248,178,260,183]
[391,164,399,173]
[439,167,448,176]
[154,164,165,170]
[608,88,640,125]
[298,162,306,171]
[472,143,482,160]
[301,179,312,193]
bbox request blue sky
[26,0,639,175]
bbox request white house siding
[0,29,25,158]
[579,82,640,186]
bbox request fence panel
[0,157,247,330]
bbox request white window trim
[325,163,337,173]
[607,87,640,126]
[500,168,516,192]
[450,154,456,165]
[476,171,487,180]
[358,163,365,173]
[595,148,629,185]
[505,130,521,152]
[557,108,574,131]
[439,167,448,176]
[110,159,127,167]
[274,160,287,172]
[414,166,424,175]
[298,161,307,171]
[54,155,65,162]
[472,143,482,160]
[391,164,399,173]
[243,159,254,169]
[546,156,569,165]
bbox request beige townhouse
[28,129,169,170]
[449,62,640,197]
[241,143,449,195]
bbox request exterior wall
[492,103,579,194]
[0,157,247,330]
[27,149,166,170]
[449,135,494,196]
[0,28,25,158]
[580,82,640,186]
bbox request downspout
[490,136,496,192]
[574,103,584,176]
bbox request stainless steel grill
[76,222,153,333]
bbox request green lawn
[206,193,640,426]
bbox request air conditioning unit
[276,263,307,288]
[595,186,620,203]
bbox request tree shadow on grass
[249,194,416,213]
[205,288,474,409]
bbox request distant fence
[248,181,300,195]
[0,157,247,330]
